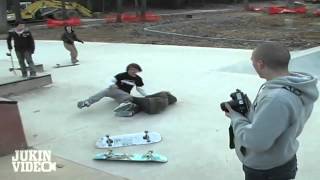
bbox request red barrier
[65,18,81,26]
[121,13,141,23]
[47,18,81,28]
[105,12,160,23]
[314,9,320,16]
[142,12,161,22]
[47,18,64,28]
[268,6,307,15]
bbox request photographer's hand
[225,103,246,120]
[224,103,233,118]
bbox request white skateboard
[96,131,161,149]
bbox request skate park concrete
[0,40,319,180]
[0,154,128,180]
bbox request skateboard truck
[143,150,154,159]
[104,149,114,158]
[143,130,150,142]
[105,135,114,147]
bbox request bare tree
[12,0,21,21]
[244,0,249,10]
[116,0,123,22]
[61,0,67,19]
[0,0,8,33]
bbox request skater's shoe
[72,60,79,64]
[22,71,28,78]
[113,102,136,112]
[115,110,134,117]
[30,72,37,78]
[77,100,90,109]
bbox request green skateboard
[94,150,168,163]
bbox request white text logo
[12,150,56,173]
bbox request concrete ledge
[0,74,53,97]
[9,64,44,73]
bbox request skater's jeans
[243,155,297,180]
[87,86,132,105]
[15,50,36,76]
[63,42,78,63]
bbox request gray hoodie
[230,72,319,170]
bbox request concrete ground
[0,40,319,180]
[0,154,128,180]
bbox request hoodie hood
[263,72,319,105]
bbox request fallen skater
[114,91,177,117]
[77,63,147,114]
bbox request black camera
[220,89,251,115]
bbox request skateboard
[96,131,161,148]
[6,52,17,75]
[94,150,168,163]
[53,63,79,68]
[9,66,38,72]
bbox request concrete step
[0,74,53,97]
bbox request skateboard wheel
[143,134,150,142]
[105,134,113,146]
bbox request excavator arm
[15,0,92,21]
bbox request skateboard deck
[96,131,161,148]
[94,150,168,163]
[9,64,43,72]
[53,63,79,68]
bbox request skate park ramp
[0,40,319,180]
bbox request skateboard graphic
[96,131,161,148]
[53,63,79,68]
[94,150,168,163]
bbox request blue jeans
[15,50,36,76]
[243,155,297,180]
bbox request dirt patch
[3,3,320,50]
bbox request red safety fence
[314,9,320,16]
[268,6,307,14]
[142,12,161,22]
[105,12,160,23]
[47,18,81,28]
[246,5,311,15]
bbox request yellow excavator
[7,0,92,22]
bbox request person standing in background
[61,26,83,64]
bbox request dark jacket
[61,31,82,45]
[7,28,35,53]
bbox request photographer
[223,43,318,180]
